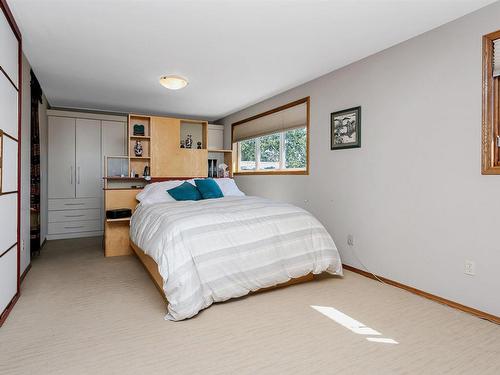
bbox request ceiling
[9,0,496,121]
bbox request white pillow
[214,178,245,197]
[136,180,185,205]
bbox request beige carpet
[1,237,499,375]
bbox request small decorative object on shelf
[143,165,150,179]
[185,134,193,149]
[130,169,135,178]
[133,124,145,136]
[180,140,185,148]
[134,140,143,157]
[197,141,202,149]
[218,163,229,178]
[208,159,217,178]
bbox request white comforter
[130,196,342,321]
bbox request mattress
[130,196,342,320]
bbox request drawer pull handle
[65,215,85,218]
[64,203,85,206]
[64,226,84,229]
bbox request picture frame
[330,106,361,150]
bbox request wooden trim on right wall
[343,264,500,325]
[481,29,500,174]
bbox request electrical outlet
[464,260,475,276]
[347,234,354,247]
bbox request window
[232,98,309,175]
[482,30,500,174]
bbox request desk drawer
[49,198,101,211]
[49,209,101,223]
[48,219,101,235]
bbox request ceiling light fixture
[159,75,188,90]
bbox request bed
[129,179,342,321]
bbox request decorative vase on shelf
[134,140,143,157]
[197,141,202,149]
[185,134,193,149]
[180,140,185,148]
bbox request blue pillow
[195,178,224,199]
[167,181,202,201]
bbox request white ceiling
[9,0,496,120]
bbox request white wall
[220,2,500,316]
[20,53,30,274]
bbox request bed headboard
[104,177,194,212]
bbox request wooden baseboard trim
[343,264,500,325]
[20,263,31,283]
[0,293,19,327]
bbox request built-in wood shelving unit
[128,115,151,178]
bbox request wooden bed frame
[130,240,315,302]
[105,185,316,303]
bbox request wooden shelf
[106,217,131,223]
[130,156,150,160]
[208,149,233,153]
[104,176,145,180]
[130,135,151,140]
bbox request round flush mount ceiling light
[159,75,188,90]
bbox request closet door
[102,120,126,158]
[75,119,101,198]
[0,0,21,325]
[48,117,76,199]
[0,8,19,88]
[0,194,18,313]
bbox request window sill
[234,169,308,176]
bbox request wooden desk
[103,189,139,257]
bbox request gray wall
[220,2,500,316]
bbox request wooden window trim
[231,97,310,176]
[481,30,500,174]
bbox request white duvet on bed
[130,196,342,321]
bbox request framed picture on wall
[330,106,361,150]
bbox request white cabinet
[48,117,75,199]
[102,120,127,157]
[208,124,224,150]
[76,119,101,198]
[47,112,126,240]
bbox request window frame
[232,97,310,176]
[481,29,500,174]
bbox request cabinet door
[102,121,126,157]
[150,117,180,177]
[207,125,224,150]
[76,119,101,198]
[48,117,76,198]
